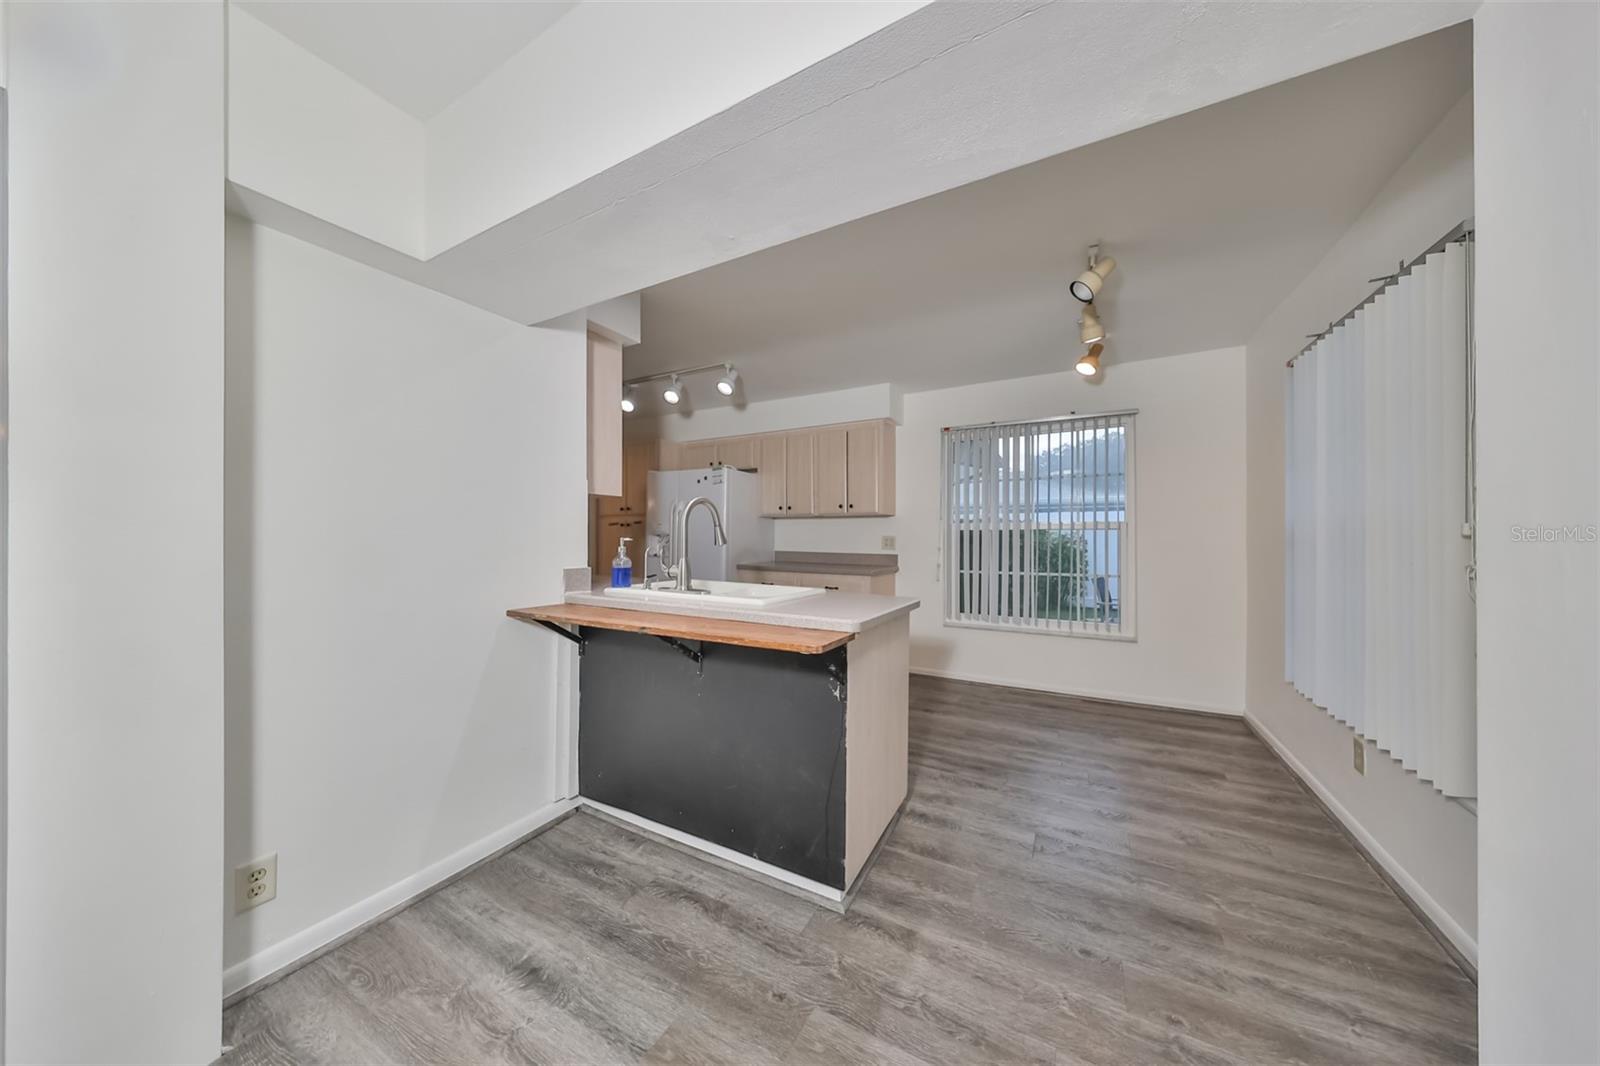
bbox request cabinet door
[595,516,644,579]
[846,422,886,515]
[657,439,684,471]
[814,427,848,515]
[679,442,718,469]
[783,432,816,516]
[600,440,653,516]
[586,333,623,497]
[716,436,760,471]
[876,420,896,516]
[759,435,787,516]
[623,440,655,514]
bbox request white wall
[228,7,425,256]
[7,4,225,1062]
[222,221,587,994]
[1473,4,1600,1060]
[688,350,1248,715]
[1242,96,1477,959]
[895,350,1246,713]
[633,382,901,443]
[424,0,927,254]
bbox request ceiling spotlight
[620,385,637,413]
[1079,304,1105,345]
[1070,247,1117,304]
[1075,343,1103,377]
[715,365,739,397]
[661,375,684,405]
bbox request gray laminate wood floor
[222,676,1477,1065]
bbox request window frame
[938,411,1137,641]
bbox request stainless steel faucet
[671,496,727,592]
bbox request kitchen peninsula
[508,585,916,903]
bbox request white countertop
[564,586,919,633]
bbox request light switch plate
[1352,737,1367,775]
[880,535,897,551]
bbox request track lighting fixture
[1075,343,1103,377]
[1079,304,1105,346]
[1070,246,1116,304]
[622,363,741,409]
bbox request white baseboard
[222,797,578,1003]
[1243,711,1478,970]
[579,798,845,905]
[909,666,1243,718]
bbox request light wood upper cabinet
[656,439,681,472]
[586,332,623,497]
[759,435,788,516]
[784,431,816,516]
[600,440,655,517]
[847,421,894,515]
[814,428,848,515]
[678,441,717,469]
[715,436,760,471]
[645,418,893,518]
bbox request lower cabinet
[595,514,645,576]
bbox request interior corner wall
[1242,94,1478,959]
[222,220,587,996]
[227,6,425,257]
[423,0,929,254]
[7,4,225,1062]
[1473,4,1600,1061]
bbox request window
[941,412,1134,638]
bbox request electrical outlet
[1352,737,1367,775]
[880,535,897,551]
[235,854,277,912]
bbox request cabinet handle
[837,504,844,510]
[824,585,840,591]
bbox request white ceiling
[622,24,1471,414]
[236,0,580,119]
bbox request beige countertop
[736,550,899,577]
[736,559,899,576]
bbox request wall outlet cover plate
[235,853,278,912]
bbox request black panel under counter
[577,627,849,888]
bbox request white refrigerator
[646,467,773,582]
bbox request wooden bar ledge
[507,602,854,655]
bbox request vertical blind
[1285,234,1475,798]
[942,413,1134,637]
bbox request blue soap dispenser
[611,537,634,588]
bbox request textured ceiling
[622,24,1472,412]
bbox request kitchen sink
[604,580,825,610]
